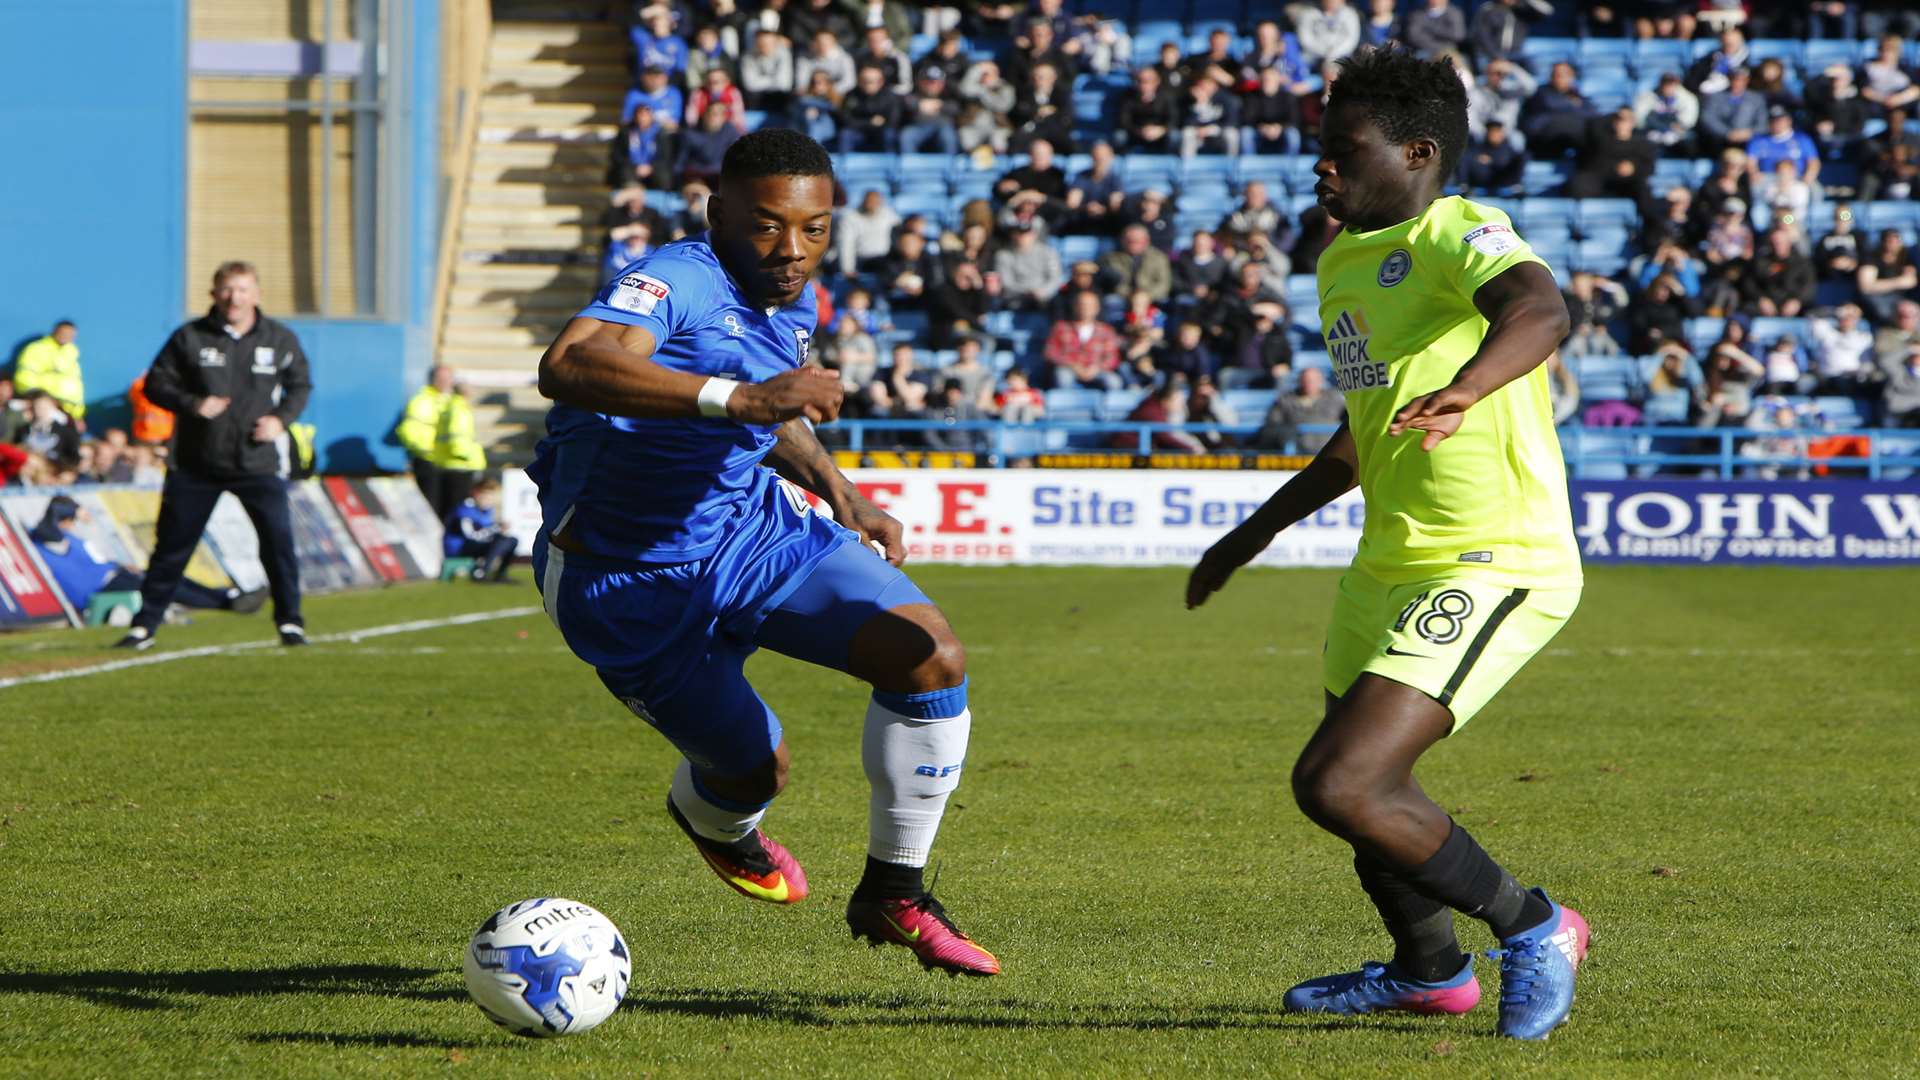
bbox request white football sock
[863,683,971,867]
[668,759,767,844]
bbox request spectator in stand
[1750,57,1799,113]
[739,30,794,112]
[1880,343,1920,425]
[1100,224,1173,303]
[823,314,880,392]
[1224,181,1287,246]
[1563,270,1630,356]
[924,378,990,452]
[1468,58,1537,148]
[855,25,912,95]
[12,390,80,469]
[1173,229,1232,299]
[1117,65,1180,153]
[89,427,135,483]
[787,68,843,143]
[1521,62,1593,161]
[1686,26,1751,97]
[1064,140,1125,234]
[1292,0,1362,69]
[1222,301,1294,389]
[1873,298,1920,372]
[668,179,711,241]
[685,25,736,92]
[1243,66,1302,155]
[611,102,674,189]
[1255,366,1344,451]
[12,320,85,424]
[1693,147,1752,232]
[603,221,654,284]
[1702,318,1767,422]
[685,67,747,131]
[1642,185,1699,250]
[1236,230,1294,295]
[1856,228,1918,323]
[1009,18,1081,89]
[1570,107,1657,216]
[1630,273,1691,353]
[1817,203,1863,282]
[630,9,688,78]
[786,0,855,51]
[1045,289,1125,389]
[626,65,684,135]
[1862,33,1920,117]
[676,102,741,183]
[1150,41,1187,94]
[1700,66,1768,154]
[1402,0,1466,58]
[838,65,906,152]
[1464,120,1528,195]
[1702,198,1757,314]
[1470,0,1548,68]
[1361,0,1398,48]
[995,137,1067,206]
[1185,375,1238,451]
[992,221,1063,311]
[880,225,938,308]
[442,479,519,584]
[1746,106,1821,185]
[957,60,1016,152]
[1805,64,1872,154]
[840,285,891,336]
[1245,19,1315,96]
[1010,62,1075,155]
[835,188,899,276]
[1156,321,1220,385]
[1124,188,1179,252]
[879,342,934,404]
[927,247,996,348]
[1744,227,1817,317]
[1117,380,1206,452]
[1810,302,1878,395]
[1180,76,1242,158]
[1754,159,1813,232]
[1180,29,1239,90]
[995,368,1046,423]
[0,377,22,445]
[917,28,970,88]
[1860,128,1920,202]
[943,335,996,405]
[898,68,960,155]
[1204,261,1287,360]
[844,0,911,44]
[1634,237,1704,302]
[795,29,856,98]
[1634,72,1701,158]
[1049,261,1100,321]
[1759,330,1810,395]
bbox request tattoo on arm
[767,419,848,500]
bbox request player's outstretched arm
[538,316,844,423]
[1389,262,1571,450]
[1186,422,1358,609]
[766,418,906,565]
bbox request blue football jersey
[528,233,818,562]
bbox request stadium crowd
[2,321,173,490]
[593,0,1920,458]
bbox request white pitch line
[0,606,542,691]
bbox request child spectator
[994,369,1046,423]
[443,479,518,583]
[31,495,265,614]
[13,390,80,470]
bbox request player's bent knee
[1291,757,1371,835]
[921,631,967,691]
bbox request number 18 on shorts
[1323,571,1581,731]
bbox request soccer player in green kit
[1187,47,1589,1039]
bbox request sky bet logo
[1327,308,1389,391]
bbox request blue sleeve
[577,248,714,348]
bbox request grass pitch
[1,565,1916,1078]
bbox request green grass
[1,566,1916,1077]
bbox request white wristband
[696,377,739,419]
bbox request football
[463,897,631,1038]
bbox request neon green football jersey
[1315,195,1582,589]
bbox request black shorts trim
[1436,587,1529,708]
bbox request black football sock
[1354,851,1468,983]
[1402,821,1554,941]
[851,856,924,901]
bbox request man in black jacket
[115,260,312,650]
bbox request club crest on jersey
[608,272,670,315]
[197,347,225,367]
[1326,308,1390,391]
[793,328,811,366]
[721,313,745,335]
[1377,248,1411,287]
[1463,223,1523,257]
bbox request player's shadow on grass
[630,987,1431,1034]
[0,964,464,1013]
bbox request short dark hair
[1327,45,1469,178]
[720,128,834,186]
[53,319,75,331]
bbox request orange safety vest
[130,374,175,444]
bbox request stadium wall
[0,0,444,475]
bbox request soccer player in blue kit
[529,129,998,976]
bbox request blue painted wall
[0,0,442,474]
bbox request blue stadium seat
[1058,235,1105,266]
[1749,316,1809,345]
[892,190,953,224]
[1523,160,1570,195]
[1802,40,1858,78]
[1813,396,1865,428]
[1235,154,1290,191]
[1573,242,1629,277]
[1073,90,1108,126]
[1578,199,1638,234]
[1098,389,1143,420]
[950,173,996,203]
[1285,273,1318,311]
[1862,201,1920,235]
[1223,389,1275,417]
[896,175,948,198]
[1570,355,1638,401]
[1131,18,1186,61]
[1747,38,1806,72]
[1045,387,1102,420]
[1630,39,1689,80]
[898,154,949,183]
[1643,391,1690,425]
[1519,198,1576,234]
[1293,349,1332,373]
[1122,153,1182,192]
[1578,38,1634,67]
[1564,429,1637,480]
[1520,36,1578,68]
[1182,155,1235,184]
[1685,316,1726,352]
[890,308,930,335]
[836,153,896,185]
[1650,158,1697,194]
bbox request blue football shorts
[535,477,932,775]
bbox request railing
[822,420,1920,479]
[427,0,493,365]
